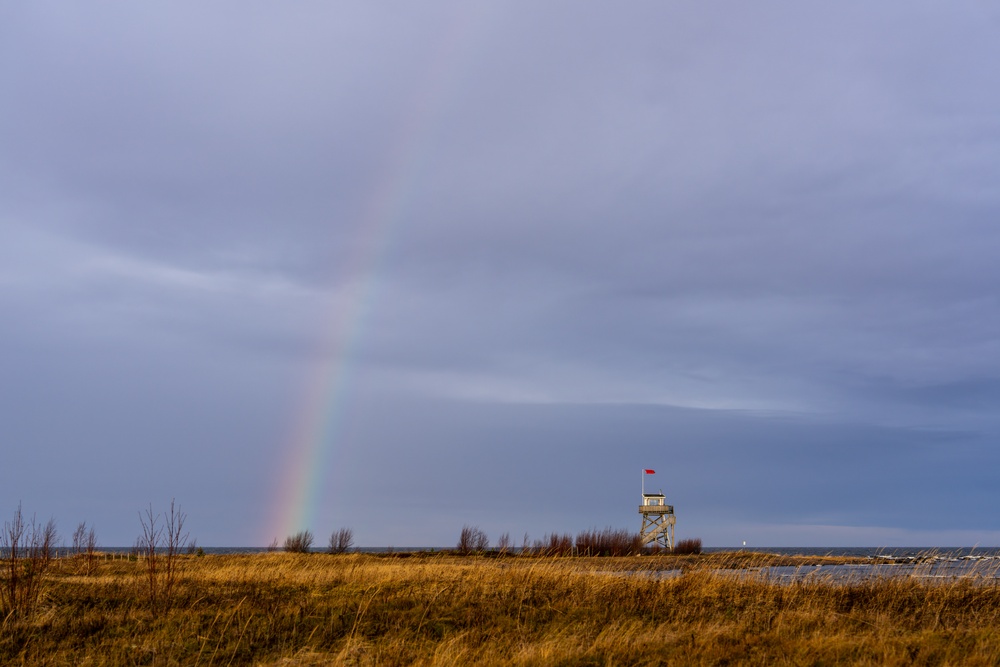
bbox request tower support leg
[640,512,675,551]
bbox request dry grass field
[4,551,1000,665]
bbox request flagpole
[641,468,644,497]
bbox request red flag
[644,469,655,474]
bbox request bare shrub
[72,522,88,554]
[138,504,163,610]
[40,517,58,563]
[328,528,354,554]
[473,529,489,552]
[284,530,314,553]
[496,532,511,556]
[84,524,99,574]
[2,506,27,614]
[1,504,58,617]
[540,532,574,557]
[675,538,703,555]
[576,527,643,556]
[163,500,188,599]
[72,521,99,575]
[457,525,473,555]
[136,500,187,611]
[457,525,489,555]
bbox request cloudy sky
[3,2,1000,548]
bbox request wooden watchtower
[639,470,675,550]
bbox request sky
[3,2,1000,548]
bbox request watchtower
[638,469,675,550]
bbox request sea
[703,546,1000,558]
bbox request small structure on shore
[639,469,675,550]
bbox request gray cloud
[2,2,1000,546]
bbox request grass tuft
[4,551,1000,664]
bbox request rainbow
[266,7,490,544]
